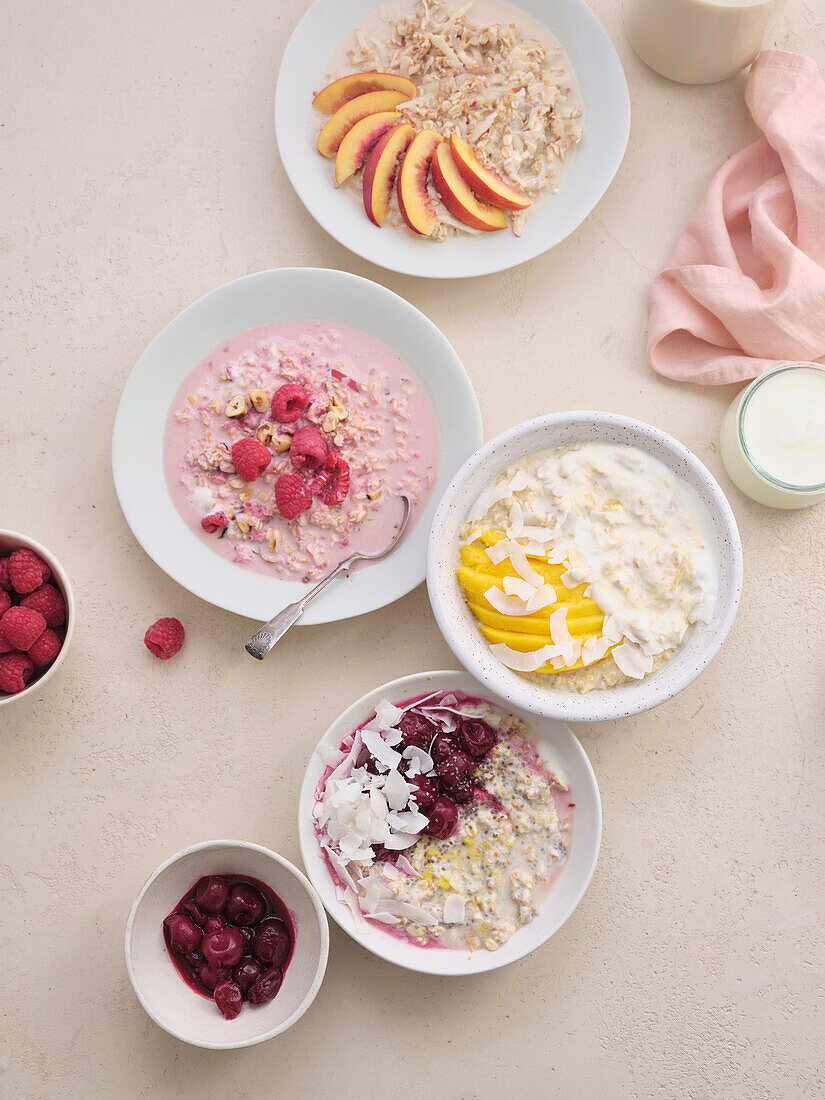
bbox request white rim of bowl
[298,669,602,975]
[0,529,76,708]
[124,839,330,1050]
[426,412,744,722]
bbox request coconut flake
[382,766,411,810]
[612,641,654,679]
[374,699,404,730]
[489,642,561,672]
[508,471,530,493]
[484,586,534,616]
[387,808,429,833]
[442,894,466,923]
[525,584,558,612]
[506,501,524,538]
[503,575,538,601]
[380,900,439,926]
[316,742,346,768]
[506,542,545,587]
[361,729,402,772]
[402,745,434,775]
[382,831,420,851]
[395,854,420,878]
[323,845,359,892]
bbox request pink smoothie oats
[313,689,574,952]
[164,321,440,583]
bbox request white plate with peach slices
[275,0,630,279]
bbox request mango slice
[456,530,613,675]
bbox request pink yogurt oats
[163,322,441,582]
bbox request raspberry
[231,438,272,483]
[312,454,351,506]
[144,617,185,660]
[289,426,327,472]
[0,653,34,694]
[0,606,46,651]
[9,547,51,594]
[201,512,229,534]
[274,473,312,520]
[270,383,309,424]
[0,589,10,617]
[0,559,10,591]
[20,584,66,628]
[0,631,16,655]
[28,628,62,667]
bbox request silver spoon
[244,494,412,660]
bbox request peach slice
[317,90,410,158]
[431,142,509,232]
[449,133,531,211]
[397,129,442,236]
[363,123,415,226]
[313,72,416,114]
[335,112,400,186]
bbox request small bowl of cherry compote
[163,874,295,1020]
[126,841,329,1049]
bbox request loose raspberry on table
[20,584,66,628]
[144,617,185,660]
[201,512,230,534]
[0,589,10,617]
[274,473,312,521]
[0,559,10,591]
[0,606,47,651]
[0,653,34,694]
[28,628,62,668]
[312,454,351,506]
[8,547,51,594]
[270,383,309,424]
[289,425,327,472]
[231,438,272,483]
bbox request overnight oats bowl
[427,413,743,722]
[298,670,601,975]
[275,0,630,278]
[112,268,481,623]
[125,841,329,1049]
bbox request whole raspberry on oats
[0,589,10,617]
[0,606,46,651]
[313,454,351,506]
[231,438,272,483]
[201,512,230,534]
[144,617,185,660]
[20,584,66,628]
[8,547,51,594]
[289,425,327,472]
[28,628,62,668]
[0,653,34,694]
[271,383,309,424]
[275,473,313,520]
[0,559,10,591]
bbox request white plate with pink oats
[275,0,630,278]
[112,268,481,624]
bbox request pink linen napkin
[648,50,825,386]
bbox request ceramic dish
[298,670,601,975]
[275,0,630,279]
[112,267,481,623]
[125,840,329,1049]
[427,412,743,722]
[0,530,75,708]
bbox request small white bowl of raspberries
[0,531,75,706]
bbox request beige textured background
[2,0,824,1097]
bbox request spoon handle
[244,555,357,660]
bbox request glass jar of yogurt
[719,363,825,508]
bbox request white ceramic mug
[625,0,782,85]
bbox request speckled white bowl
[299,670,601,976]
[125,841,329,1049]
[0,530,75,708]
[426,413,743,723]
